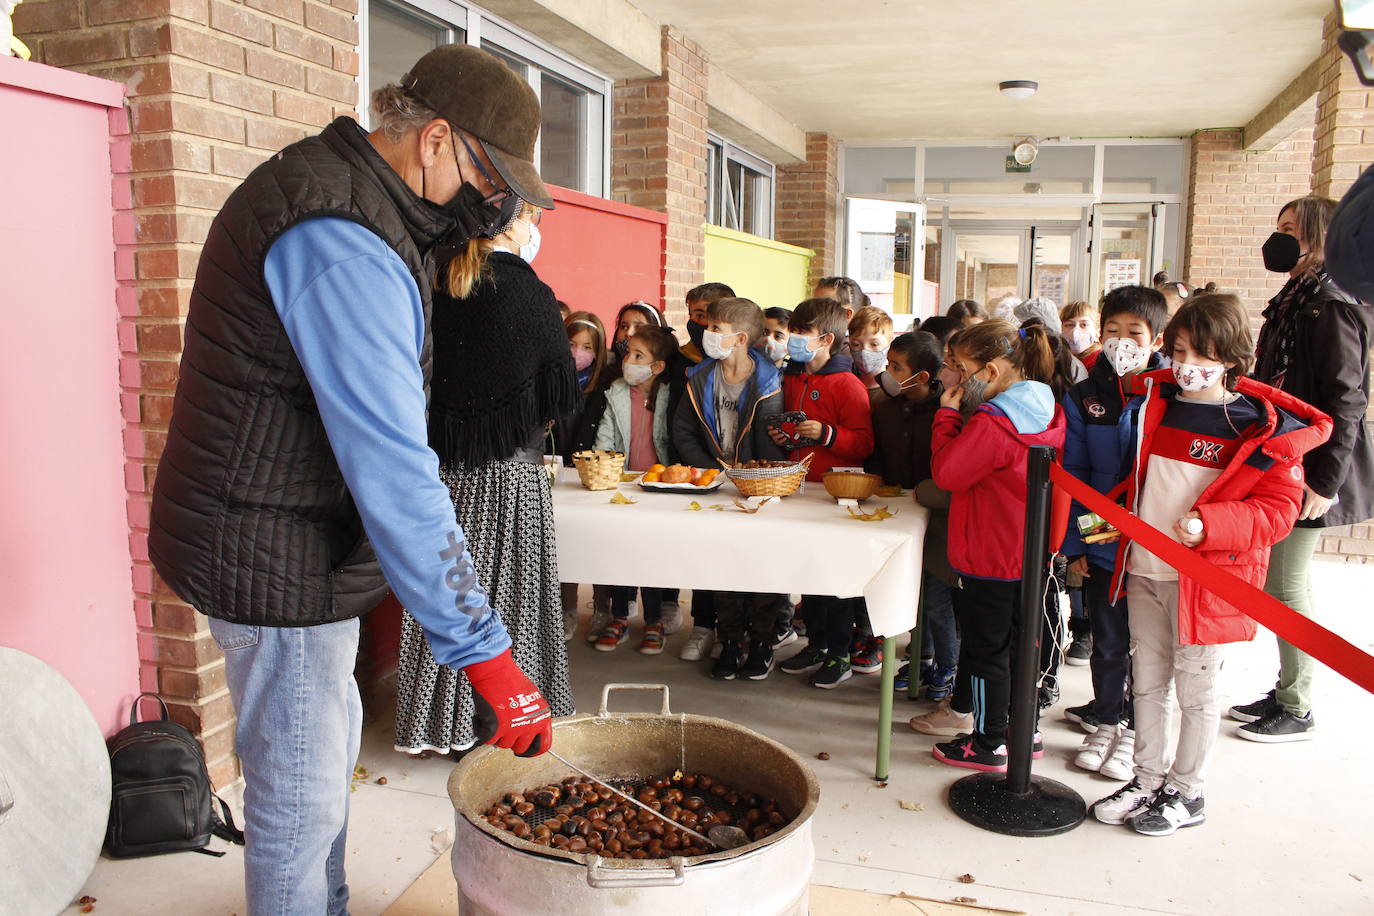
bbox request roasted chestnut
[683,796,705,811]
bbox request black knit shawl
[429,251,581,466]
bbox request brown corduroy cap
[401,44,554,209]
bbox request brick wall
[16,0,361,787]
[1312,8,1374,201]
[1182,127,1315,327]
[775,131,838,286]
[610,26,708,325]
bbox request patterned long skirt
[393,459,574,753]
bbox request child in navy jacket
[1061,286,1169,779]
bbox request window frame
[707,131,776,239]
[359,0,612,197]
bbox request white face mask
[855,348,889,375]
[1172,360,1225,392]
[1068,326,1096,355]
[763,337,788,362]
[622,362,654,386]
[1102,337,1150,377]
[702,329,737,361]
[519,223,541,264]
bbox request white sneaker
[585,606,611,644]
[660,601,683,635]
[1091,779,1156,825]
[1099,727,1136,781]
[679,626,714,661]
[1074,723,1118,773]
[562,610,577,641]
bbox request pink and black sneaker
[932,734,1008,773]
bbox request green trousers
[1262,526,1322,715]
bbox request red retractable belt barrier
[1048,463,1374,696]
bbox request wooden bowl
[822,471,883,502]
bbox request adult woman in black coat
[1232,195,1374,742]
[394,202,581,755]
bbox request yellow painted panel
[703,224,814,311]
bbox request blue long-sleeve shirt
[264,216,510,669]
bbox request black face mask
[611,338,629,359]
[1262,231,1304,273]
[686,319,706,349]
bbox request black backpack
[105,693,245,858]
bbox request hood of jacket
[984,379,1057,436]
[687,349,781,447]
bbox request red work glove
[465,650,553,757]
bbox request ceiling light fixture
[999,80,1039,101]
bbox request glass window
[709,133,774,238]
[539,73,584,192]
[367,1,455,98]
[843,146,916,196]
[1103,144,1186,196]
[925,145,1094,195]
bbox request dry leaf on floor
[898,800,924,811]
[375,776,388,785]
[80,907,94,915]
[857,855,869,862]
[876,781,888,788]
[957,873,975,884]
[816,751,830,760]
[952,897,978,905]
[609,492,637,504]
[77,899,96,906]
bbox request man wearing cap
[148,46,555,913]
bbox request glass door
[1089,203,1164,302]
[1030,228,1079,308]
[844,198,927,327]
[943,228,1029,309]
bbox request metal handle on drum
[598,683,672,717]
[585,854,686,888]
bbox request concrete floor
[62,560,1374,916]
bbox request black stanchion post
[947,445,1087,837]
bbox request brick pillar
[1182,127,1315,326]
[775,131,839,286]
[1312,8,1374,200]
[17,0,361,788]
[610,26,707,325]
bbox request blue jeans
[919,577,960,668]
[210,616,363,916]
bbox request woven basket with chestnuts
[481,771,789,859]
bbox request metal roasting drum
[447,684,820,915]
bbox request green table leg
[875,636,898,781]
[908,587,926,701]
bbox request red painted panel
[535,185,668,329]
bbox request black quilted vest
[149,117,454,626]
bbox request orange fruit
[647,464,666,475]
[698,469,719,485]
[642,470,662,483]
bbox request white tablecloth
[550,474,927,637]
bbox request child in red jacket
[772,297,876,688]
[1089,294,1331,837]
[915,320,1066,772]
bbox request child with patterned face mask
[1089,293,1330,837]
[848,305,896,404]
[1060,300,1101,369]
[592,326,678,655]
[1058,285,1169,780]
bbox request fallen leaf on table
[898,800,924,811]
[609,492,637,504]
[733,496,776,513]
[848,504,896,522]
[875,485,904,497]
[957,873,975,884]
[620,472,642,482]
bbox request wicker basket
[725,454,813,498]
[571,449,626,490]
[822,471,883,502]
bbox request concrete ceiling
[629,0,1330,140]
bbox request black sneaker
[711,641,746,680]
[1037,680,1060,711]
[809,655,852,689]
[740,639,775,681]
[1064,703,1100,734]
[1066,633,1092,666]
[1229,689,1279,724]
[779,644,827,676]
[1128,786,1205,836]
[932,734,1008,773]
[1237,708,1315,743]
[771,623,798,650]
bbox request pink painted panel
[0,59,137,737]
